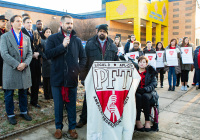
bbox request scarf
[61,29,72,102]
[198,49,200,69]
[11,28,23,63]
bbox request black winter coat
[132,61,157,94]
[124,41,131,54]
[79,36,118,81]
[143,47,156,55]
[45,30,86,87]
[21,28,41,80]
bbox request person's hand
[17,63,27,71]
[164,62,168,66]
[137,88,145,94]
[33,52,39,59]
[63,36,70,48]
[176,48,180,53]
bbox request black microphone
[66,30,71,37]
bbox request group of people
[0,13,200,139]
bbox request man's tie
[28,31,33,40]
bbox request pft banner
[85,61,141,140]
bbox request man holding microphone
[45,15,86,139]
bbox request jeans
[52,86,77,130]
[168,67,177,86]
[4,89,28,117]
[79,93,87,123]
[196,69,200,83]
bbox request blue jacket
[45,30,86,87]
[124,41,131,54]
[194,46,200,69]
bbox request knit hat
[98,24,108,34]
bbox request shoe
[145,127,151,132]
[76,120,87,128]
[171,86,175,91]
[54,129,62,139]
[168,86,172,91]
[20,114,32,121]
[184,86,188,91]
[31,103,41,108]
[181,86,185,91]
[192,83,196,86]
[8,116,17,125]
[196,83,199,90]
[161,85,163,88]
[176,83,179,87]
[68,129,78,139]
[135,126,145,132]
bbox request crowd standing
[0,13,199,139]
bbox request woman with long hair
[156,42,165,88]
[179,37,194,91]
[164,39,181,91]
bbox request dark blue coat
[124,41,131,54]
[194,46,200,69]
[45,30,86,87]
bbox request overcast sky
[4,0,102,14]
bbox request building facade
[0,0,199,47]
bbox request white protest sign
[156,51,164,68]
[85,61,140,140]
[181,47,193,64]
[145,53,157,69]
[166,49,178,66]
[118,47,124,56]
[125,51,139,63]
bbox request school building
[0,0,200,47]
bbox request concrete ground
[4,72,200,140]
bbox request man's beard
[99,34,105,40]
[62,27,72,33]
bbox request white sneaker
[181,86,185,91]
[184,86,188,91]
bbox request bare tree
[46,20,60,34]
[74,19,96,41]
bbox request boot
[171,86,175,91]
[168,86,172,91]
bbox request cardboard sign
[181,47,193,64]
[166,49,178,66]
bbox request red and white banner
[125,51,139,63]
[181,47,193,64]
[166,49,178,66]
[85,61,140,140]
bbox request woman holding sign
[179,37,194,91]
[156,42,165,88]
[164,39,181,91]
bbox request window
[185,19,192,23]
[173,26,179,29]
[173,20,179,23]
[186,1,192,4]
[185,25,191,29]
[173,2,179,6]
[173,14,179,18]
[185,31,191,35]
[173,32,179,35]
[185,7,192,11]
[173,8,179,12]
[185,13,192,16]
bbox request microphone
[66,30,71,37]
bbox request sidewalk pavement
[5,72,200,140]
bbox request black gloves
[137,88,146,94]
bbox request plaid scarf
[11,28,23,63]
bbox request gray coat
[0,31,32,89]
[163,45,182,74]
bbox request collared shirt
[15,33,20,42]
[98,38,106,48]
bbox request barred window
[173,32,179,35]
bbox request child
[131,56,157,132]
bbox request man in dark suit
[45,15,86,139]
[0,15,8,87]
[21,17,41,108]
